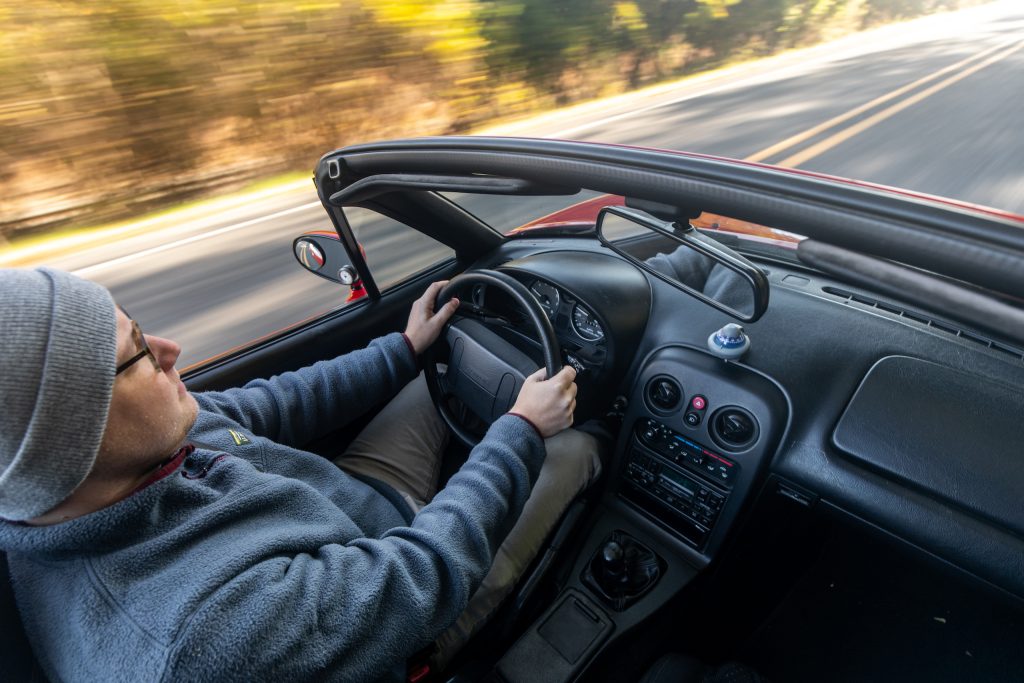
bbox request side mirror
[596,206,769,322]
[292,232,366,301]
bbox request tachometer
[572,304,604,342]
[530,280,560,318]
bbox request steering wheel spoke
[457,301,515,329]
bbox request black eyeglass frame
[115,308,160,375]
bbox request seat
[1,552,47,682]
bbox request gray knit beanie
[0,268,117,521]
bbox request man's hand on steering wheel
[510,366,578,438]
[405,280,460,355]
[422,270,569,447]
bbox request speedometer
[529,281,560,318]
[571,304,604,342]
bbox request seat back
[0,553,47,682]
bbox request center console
[492,344,788,682]
[616,345,788,561]
[623,420,732,549]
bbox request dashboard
[467,236,1024,598]
[472,248,786,564]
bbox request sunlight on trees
[0,0,976,241]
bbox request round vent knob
[646,376,681,412]
[711,407,758,450]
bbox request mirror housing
[596,206,769,322]
[292,231,366,301]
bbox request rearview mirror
[596,206,769,322]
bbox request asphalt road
[29,1,1024,368]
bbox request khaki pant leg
[333,373,447,507]
[432,427,604,666]
[336,375,604,664]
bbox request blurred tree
[481,0,616,99]
[683,0,744,58]
[0,0,981,240]
[89,3,205,178]
[631,0,699,81]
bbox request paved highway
[22,1,1024,368]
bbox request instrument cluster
[528,279,606,344]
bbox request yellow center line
[744,38,1019,164]
[776,39,1024,169]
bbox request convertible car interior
[4,137,1023,681]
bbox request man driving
[0,267,602,681]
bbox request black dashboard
[470,234,1024,599]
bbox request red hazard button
[691,395,707,411]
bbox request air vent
[710,407,759,451]
[645,376,682,413]
[821,286,1024,362]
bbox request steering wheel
[424,270,562,447]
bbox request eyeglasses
[115,308,160,376]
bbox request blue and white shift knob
[708,323,750,359]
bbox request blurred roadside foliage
[0,0,977,241]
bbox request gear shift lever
[601,541,625,580]
[583,531,663,611]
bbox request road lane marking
[73,201,322,277]
[774,39,1024,168]
[745,38,1018,163]
[542,10,1012,140]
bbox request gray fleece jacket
[0,332,545,682]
